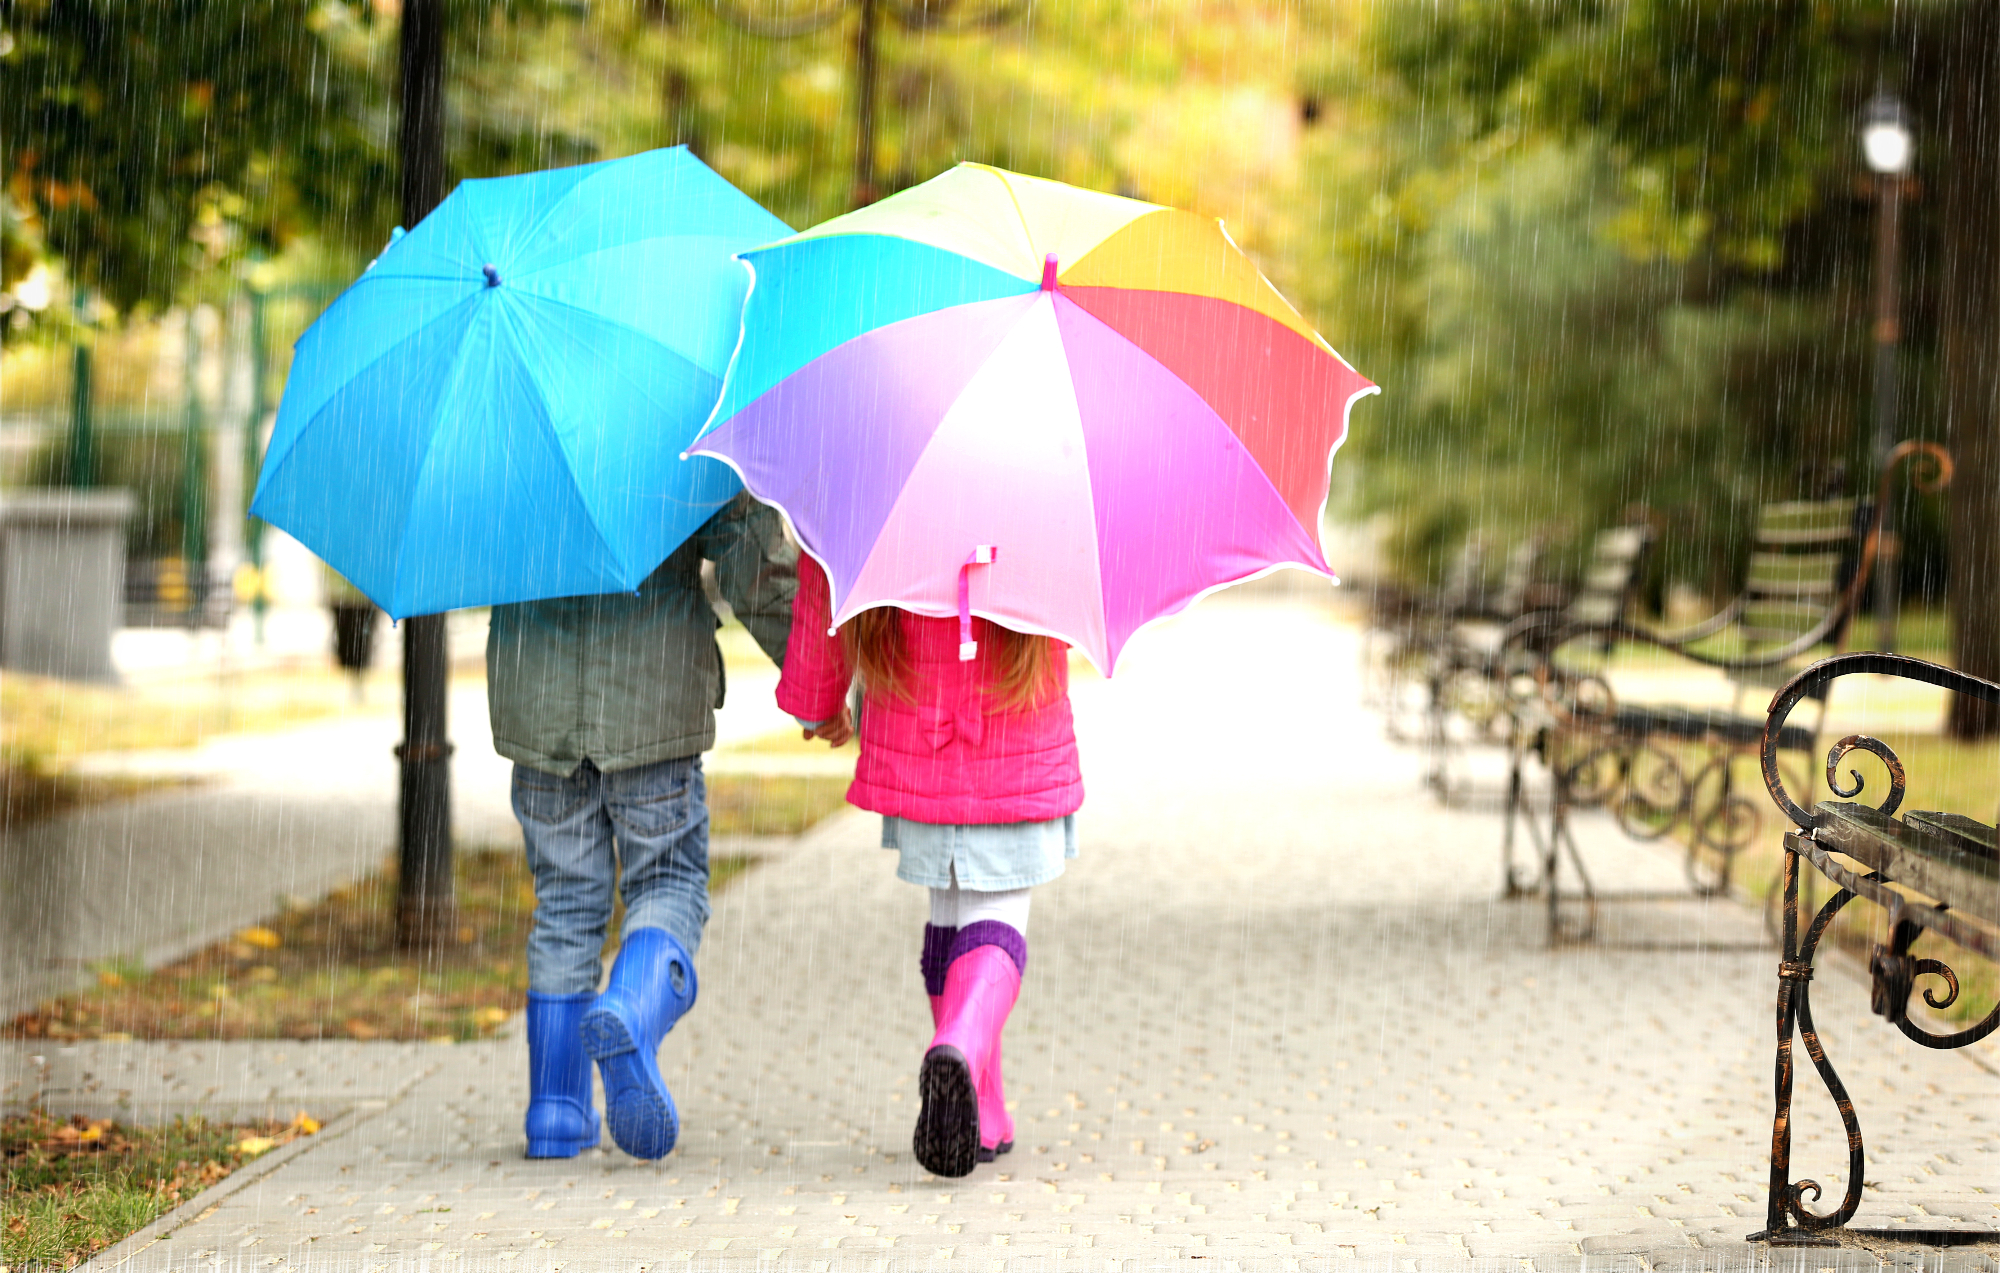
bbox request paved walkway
[4,615,795,1019]
[8,594,1997,1268]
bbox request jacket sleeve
[699,491,798,668]
[775,555,853,724]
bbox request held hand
[808,705,855,747]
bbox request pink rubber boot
[978,1036,1015,1160]
[920,924,956,1030]
[920,924,1013,1162]
[914,923,1023,1178]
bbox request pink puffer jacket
[776,557,1084,824]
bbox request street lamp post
[396,0,456,953]
[1863,90,1913,652]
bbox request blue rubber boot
[524,991,601,1158]
[580,927,698,1160]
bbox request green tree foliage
[1301,1,1940,599]
[0,0,394,312]
[2,0,1254,313]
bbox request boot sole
[524,1102,599,1159]
[976,1139,1014,1164]
[914,1045,981,1178]
[581,1008,677,1160]
[525,1133,595,1159]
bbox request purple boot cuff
[949,920,1027,976]
[920,924,958,996]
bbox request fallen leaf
[96,969,124,988]
[236,926,282,950]
[292,1112,321,1135]
[474,1007,509,1028]
[233,1136,277,1156]
[343,1018,380,1040]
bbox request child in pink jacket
[778,555,1083,1178]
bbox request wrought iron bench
[1423,525,1654,801]
[1360,534,1492,745]
[1501,443,1951,939]
[1750,652,1998,1247]
[1418,535,1549,794]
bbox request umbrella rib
[487,159,623,270]
[504,233,742,287]
[514,290,736,380]
[505,301,718,586]
[262,291,483,495]
[1057,291,1352,543]
[500,298,641,590]
[988,167,1041,275]
[388,305,493,617]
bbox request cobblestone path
[11,596,1995,1269]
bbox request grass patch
[1597,729,1999,1027]
[709,774,851,837]
[2,1110,319,1271]
[716,728,854,759]
[5,849,755,1044]
[3,771,836,1043]
[0,667,388,763]
[0,749,186,831]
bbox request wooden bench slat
[1757,498,1854,531]
[1813,802,2000,925]
[1567,597,1621,624]
[1593,526,1649,558]
[1747,550,1842,578]
[1756,529,1853,547]
[1901,810,2000,862]
[1745,580,1838,599]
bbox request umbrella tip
[1040,253,1058,292]
[482,263,502,288]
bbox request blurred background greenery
[4,0,1995,698]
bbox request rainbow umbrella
[689,163,1377,673]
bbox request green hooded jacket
[485,492,797,776]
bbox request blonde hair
[841,608,1060,711]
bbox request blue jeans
[513,756,710,996]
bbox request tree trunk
[1934,2,2000,737]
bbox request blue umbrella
[250,147,791,618]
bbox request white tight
[928,880,1032,934]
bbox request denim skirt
[881,814,1078,891]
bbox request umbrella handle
[959,545,999,661]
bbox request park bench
[1427,522,1653,804]
[1501,444,1951,941]
[1360,533,1490,744]
[1748,651,1998,1247]
[124,555,233,629]
[1414,536,1545,791]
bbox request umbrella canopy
[689,162,1377,673]
[251,147,791,619]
